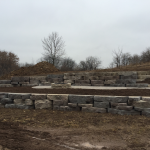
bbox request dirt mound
[0,61,60,80]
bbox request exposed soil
[0,108,150,150]
[0,86,150,96]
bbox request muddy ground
[0,108,150,150]
[0,86,150,96]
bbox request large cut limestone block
[64,80,75,84]
[22,83,38,86]
[111,102,127,108]
[21,94,31,99]
[128,96,140,106]
[121,75,137,79]
[137,71,150,75]
[94,95,115,102]
[110,84,125,87]
[0,93,8,99]
[59,106,80,111]
[30,94,47,100]
[11,82,18,85]
[88,76,99,80]
[0,84,13,87]
[75,80,90,84]
[25,99,33,105]
[113,96,129,103]
[68,103,77,107]
[68,95,94,104]
[92,84,104,86]
[133,100,150,108]
[91,80,103,84]
[116,79,136,84]
[30,76,46,84]
[98,76,105,80]
[80,84,91,86]
[47,94,68,105]
[116,106,133,111]
[82,107,106,113]
[104,76,115,80]
[142,97,150,102]
[35,100,52,109]
[118,71,137,76]
[46,74,64,80]
[51,83,71,89]
[94,102,109,108]
[104,80,116,84]
[78,104,93,107]
[0,98,13,105]
[8,93,22,99]
[137,75,150,79]
[19,82,29,85]
[14,99,25,105]
[53,105,60,110]
[50,78,63,83]
[5,104,34,109]
[0,103,4,108]
[64,76,75,80]
[11,76,30,82]
[0,80,11,84]
[126,84,148,87]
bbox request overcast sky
[1,0,150,68]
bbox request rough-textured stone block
[46,74,64,79]
[53,100,66,106]
[0,84,13,87]
[104,76,114,80]
[133,100,150,108]
[11,82,18,85]
[98,76,105,80]
[8,93,22,99]
[78,104,93,107]
[14,99,25,105]
[0,93,8,99]
[111,102,127,108]
[60,106,80,111]
[35,100,52,109]
[30,94,47,100]
[5,104,34,109]
[116,106,133,111]
[68,103,77,107]
[94,95,115,102]
[75,80,90,84]
[128,96,140,106]
[50,78,63,83]
[108,108,118,114]
[82,107,106,113]
[21,94,31,100]
[118,71,137,76]
[126,84,148,87]
[25,99,33,105]
[112,96,128,103]
[80,84,91,86]
[137,71,149,75]
[134,107,149,112]
[69,95,94,104]
[116,79,136,84]
[137,75,150,79]
[47,94,68,106]
[142,97,150,102]
[104,80,116,84]
[40,82,51,86]
[117,110,140,115]
[88,76,99,80]
[121,75,137,79]
[64,76,75,80]
[0,80,11,84]
[94,102,109,108]
[22,83,38,86]
[19,82,29,85]
[0,98,13,105]
[64,80,75,84]
[91,80,103,84]
[30,76,46,84]
[51,83,71,89]
[53,105,60,110]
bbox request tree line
[0,31,150,76]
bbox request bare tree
[129,54,141,65]
[0,50,19,76]
[140,48,150,63]
[112,48,123,68]
[60,57,76,71]
[78,56,101,71]
[42,32,65,67]
[121,52,131,66]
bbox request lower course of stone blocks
[1,92,150,117]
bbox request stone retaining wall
[1,92,150,117]
[0,71,150,87]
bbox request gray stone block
[116,106,133,111]
[47,94,68,105]
[25,99,33,105]
[0,84,13,87]
[0,80,11,84]
[11,76,30,82]
[80,84,91,86]
[117,110,140,115]
[78,104,93,107]
[30,94,47,100]
[21,94,31,99]
[50,78,63,83]
[53,105,60,110]
[121,75,137,79]
[112,96,128,103]
[0,103,4,108]
[104,80,116,84]
[53,100,67,106]
[8,93,22,99]
[94,95,115,102]
[109,84,125,87]
[134,107,150,112]
[94,102,109,108]
[19,82,29,85]
[11,82,18,85]
[128,96,140,106]
[91,80,104,84]
[46,74,64,79]
[22,83,38,86]
[68,103,77,107]
[91,84,104,86]
[35,99,52,109]
[111,102,127,108]
[5,104,34,109]
[133,100,150,108]
[108,108,118,114]
[68,95,94,104]
[75,80,90,84]
[142,97,150,102]
[116,79,136,84]
[0,98,13,105]
[0,93,7,99]
[14,99,25,105]
[64,80,75,84]
[142,111,150,117]
[60,106,80,111]
[82,107,106,113]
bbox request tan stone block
[104,80,116,84]
[25,99,33,105]
[30,94,47,100]
[133,100,150,108]
[51,83,71,89]
[78,104,93,107]
[14,99,25,105]
[35,99,52,109]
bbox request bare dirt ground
[1,86,150,96]
[0,108,150,150]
